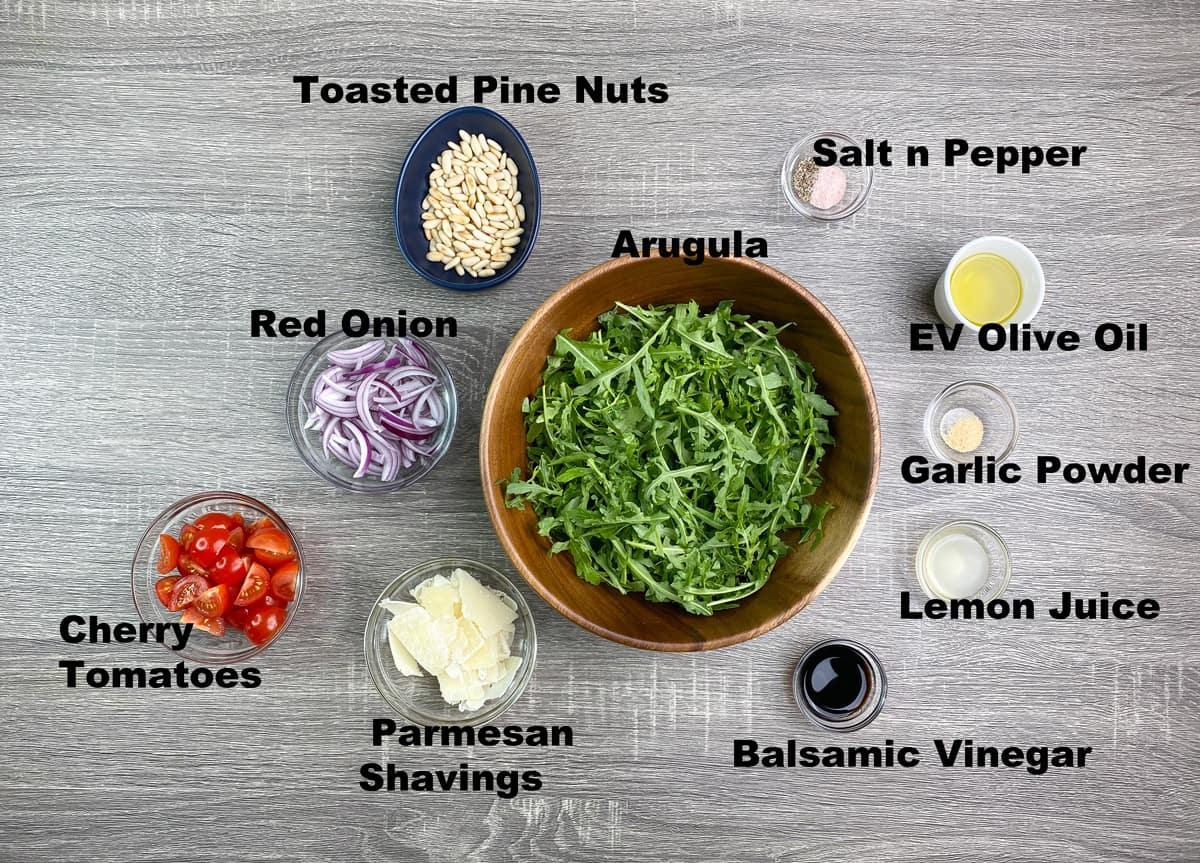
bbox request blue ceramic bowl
[394,107,540,291]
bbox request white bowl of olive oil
[934,235,1045,331]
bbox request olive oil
[949,253,1023,326]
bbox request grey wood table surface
[2,2,1198,861]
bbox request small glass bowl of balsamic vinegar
[793,639,888,732]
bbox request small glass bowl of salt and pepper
[781,131,874,221]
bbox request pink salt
[809,166,847,210]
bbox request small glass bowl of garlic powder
[365,558,536,726]
[924,380,1019,464]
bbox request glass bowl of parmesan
[364,557,537,726]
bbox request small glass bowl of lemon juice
[916,520,1011,602]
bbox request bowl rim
[130,490,305,663]
[285,332,459,493]
[393,105,541,292]
[479,254,881,651]
[362,556,538,726]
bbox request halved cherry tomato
[194,583,232,619]
[156,534,180,574]
[225,605,251,631]
[246,516,276,533]
[209,546,248,589]
[246,528,295,566]
[176,553,208,580]
[244,604,286,645]
[154,576,180,608]
[235,562,271,607]
[179,523,199,552]
[168,573,211,612]
[180,606,226,637]
[225,527,245,551]
[189,525,231,567]
[159,511,294,643]
[195,513,237,531]
[270,561,299,603]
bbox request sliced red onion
[370,379,417,411]
[318,368,357,397]
[321,419,339,450]
[343,356,405,377]
[325,340,385,368]
[378,410,433,440]
[406,439,437,458]
[304,337,449,481]
[342,421,372,478]
[413,388,444,428]
[315,390,360,418]
[401,339,428,366]
[355,373,382,431]
[303,400,328,431]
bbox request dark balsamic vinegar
[799,643,872,721]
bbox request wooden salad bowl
[480,255,880,651]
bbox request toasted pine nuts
[420,129,528,277]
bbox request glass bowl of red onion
[287,333,458,492]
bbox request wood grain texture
[1,1,1198,860]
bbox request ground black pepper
[791,158,818,201]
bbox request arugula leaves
[503,301,836,616]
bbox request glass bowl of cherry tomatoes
[131,491,304,663]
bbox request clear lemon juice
[923,531,990,599]
[949,253,1022,326]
